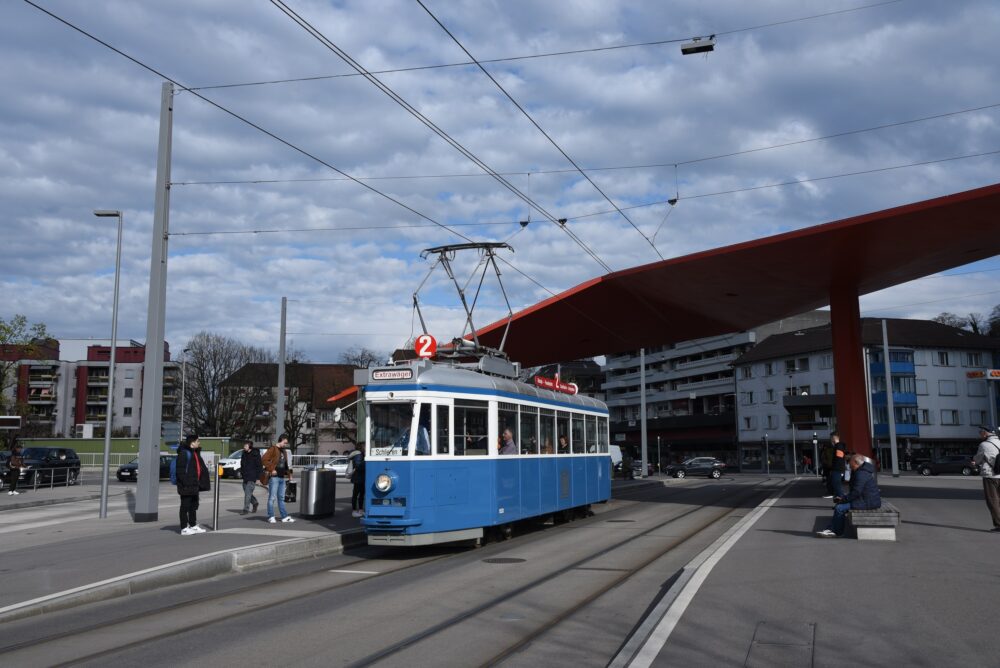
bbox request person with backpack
[175,434,210,535]
[972,425,1000,531]
[261,433,295,523]
[239,440,262,515]
[347,447,366,518]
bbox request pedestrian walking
[802,454,813,475]
[262,433,295,523]
[972,425,1000,531]
[175,434,210,535]
[239,440,262,515]
[348,447,366,518]
[6,441,23,495]
[824,432,847,500]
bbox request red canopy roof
[474,182,1000,367]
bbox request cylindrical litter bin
[299,466,336,518]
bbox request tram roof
[361,360,607,411]
[472,182,1000,367]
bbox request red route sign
[415,334,437,359]
[534,376,578,395]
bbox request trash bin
[299,466,336,518]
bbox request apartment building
[733,319,999,471]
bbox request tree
[340,346,385,368]
[987,304,1000,337]
[278,382,314,453]
[931,312,969,330]
[181,332,274,440]
[0,314,49,417]
[967,312,986,335]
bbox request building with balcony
[602,311,830,467]
[733,319,999,471]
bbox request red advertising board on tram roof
[534,376,578,395]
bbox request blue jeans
[829,502,852,535]
[267,477,288,519]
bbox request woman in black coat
[176,434,210,535]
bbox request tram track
[346,477,785,667]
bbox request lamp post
[763,433,769,475]
[179,347,191,440]
[94,209,123,519]
[812,432,819,477]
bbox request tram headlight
[375,473,394,493]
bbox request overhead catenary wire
[269,0,613,273]
[416,0,662,260]
[170,100,1000,187]
[188,0,905,91]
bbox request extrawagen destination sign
[372,369,413,380]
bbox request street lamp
[179,347,191,439]
[94,209,123,520]
[763,433,769,475]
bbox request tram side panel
[519,457,542,519]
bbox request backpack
[169,451,190,485]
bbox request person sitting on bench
[817,454,881,538]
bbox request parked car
[116,454,174,482]
[17,447,81,485]
[917,455,978,476]
[219,450,245,479]
[322,456,350,476]
[665,457,727,479]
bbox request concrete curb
[0,491,123,512]
[0,528,366,624]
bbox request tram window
[598,416,609,453]
[585,415,597,453]
[455,400,488,456]
[556,413,570,454]
[498,402,518,455]
[571,415,585,454]
[520,406,539,455]
[415,404,432,456]
[436,405,450,455]
[370,403,413,457]
[539,410,555,454]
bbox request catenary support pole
[275,297,287,441]
[97,210,123,519]
[640,348,648,479]
[135,82,174,523]
[881,319,900,476]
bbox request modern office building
[733,319,999,471]
[602,311,830,467]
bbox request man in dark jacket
[176,434,211,535]
[239,440,262,515]
[817,454,881,537]
[823,432,847,499]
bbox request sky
[2,0,999,364]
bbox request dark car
[117,454,174,482]
[917,455,978,477]
[17,447,81,485]
[665,457,726,479]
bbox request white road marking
[327,569,379,575]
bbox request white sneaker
[268,517,277,523]
[8,491,13,495]
[816,529,837,538]
[191,525,207,533]
[281,516,295,523]
[12,490,19,495]
[822,495,833,499]
[351,510,360,518]
[181,526,195,536]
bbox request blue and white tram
[358,359,611,546]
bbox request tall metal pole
[275,296,287,441]
[812,432,819,477]
[179,356,187,437]
[135,82,174,523]
[765,433,770,475]
[881,319,900,476]
[792,423,797,475]
[639,348,648,479]
[95,210,123,519]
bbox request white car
[219,450,243,479]
[322,456,350,476]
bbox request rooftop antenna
[413,242,515,360]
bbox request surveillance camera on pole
[681,35,715,55]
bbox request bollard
[213,459,221,531]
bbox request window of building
[938,380,957,396]
[784,359,797,373]
[740,391,755,406]
[766,415,778,429]
[935,351,951,366]
[823,382,831,394]
[915,379,928,395]
[764,362,774,376]
[971,410,989,427]
[123,407,132,417]
[965,352,983,367]
[919,409,932,425]
[968,380,987,397]
[740,366,752,379]
[913,350,926,366]
[797,357,810,371]
[820,354,833,369]
[124,388,133,398]
[765,389,775,403]
[940,409,960,426]
[889,350,913,363]
[742,416,756,430]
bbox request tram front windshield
[370,402,413,456]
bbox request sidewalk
[621,474,996,667]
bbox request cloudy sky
[2,0,999,364]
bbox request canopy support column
[830,285,873,458]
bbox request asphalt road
[0,474,777,666]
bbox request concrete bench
[848,502,899,541]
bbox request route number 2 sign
[416,334,437,358]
